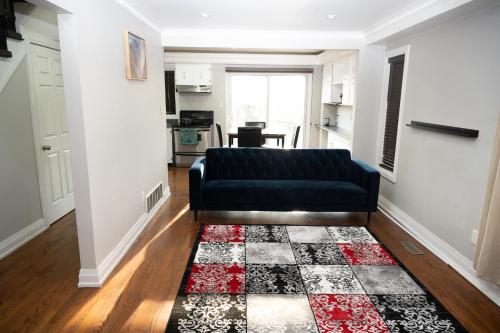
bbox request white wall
[76,2,166,267]
[379,7,500,261]
[15,2,59,40]
[0,3,60,256]
[0,59,43,241]
[40,0,168,284]
[351,45,385,162]
[353,7,500,263]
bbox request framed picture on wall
[123,30,148,80]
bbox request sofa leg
[366,212,372,226]
[194,210,198,221]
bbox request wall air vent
[146,182,163,213]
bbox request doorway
[227,73,312,148]
[24,11,74,225]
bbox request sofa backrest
[205,148,352,181]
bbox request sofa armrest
[189,157,206,210]
[351,160,380,211]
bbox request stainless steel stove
[172,110,214,166]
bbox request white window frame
[225,72,313,148]
[375,45,411,183]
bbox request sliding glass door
[228,73,310,148]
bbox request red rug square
[337,244,397,265]
[309,294,390,333]
[185,263,245,293]
[200,225,245,242]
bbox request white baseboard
[378,195,500,306]
[0,218,47,260]
[78,186,171,288]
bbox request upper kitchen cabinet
[175,64,212,86]
[332,64,345,84]
[321,63,345,104]
[322,62,333,86]
[321,56,356,106]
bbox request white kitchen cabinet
[322,63,333,86]
[332,64,345,84]
[175,64,212,86]
[321,56,356,106]
[321,63,346,104]
[321,84,332,104]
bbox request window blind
[380,54,405,172]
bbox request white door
[30,44,74,224]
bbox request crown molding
[364,0,474,44]
[114,0,161,33]
[165,52,322,66]
[162,29,364,50]
[116,0,488,49]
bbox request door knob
[41,145,52,151]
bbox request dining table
[227,131,286,148]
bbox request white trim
[375,45,411,183]
[0,218,48,260]
[378,195,500,306]
[111,0,481,49]
[162,29,365,50]
[165,52,322,66]
[78,187,171,287]
[113,0,161,33]
[365,0,474,44]
[304,73,313,148]
[0,39,26,94]
[77,269,100,287]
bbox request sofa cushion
[205,148,352,181]
[201,180,367,206]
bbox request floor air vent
[146,182,163,213]
[401,240,424,255]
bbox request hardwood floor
[0,167,499,332]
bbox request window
[227,71,311,148]
[377,46,410,182]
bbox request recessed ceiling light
[326,14,336,20]
[200,13,211,18]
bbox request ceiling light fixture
[200,13,211,18]
[326,14,336,20]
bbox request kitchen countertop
[316,124,352,140]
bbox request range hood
[176,85,212,93]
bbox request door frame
[226,72,313,148]
[23,27,73,225]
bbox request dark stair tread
[0,48,13,58]
[0,29,23,41]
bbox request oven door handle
[174,128,210,132]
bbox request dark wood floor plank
[0,167,498,332]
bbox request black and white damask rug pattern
[165,225,467,333]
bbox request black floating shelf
[406,121,479,138]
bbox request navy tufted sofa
[189,148,380,223]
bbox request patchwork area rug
[166,225,467,333]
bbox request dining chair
[238,127,262,147]
[292,125,301,148]
[245,121,266,129]
[216,122,224,147]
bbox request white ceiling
[129,0,425,32]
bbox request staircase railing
[0,0,24,58]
